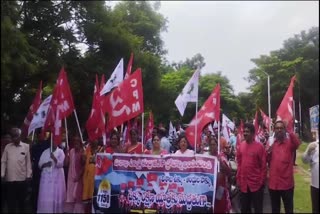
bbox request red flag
[100,74,107,135]
[100,74,105,92]
[125,52,134,79]
[42,67,75,145]
[132,117,138,130]
[107,68,144,130]
[136,178,144,186]
[236,120,244,151]
[254,110,259,137]
[239,120,244,137]
[276,75,296,133]
[185,84,220,148]
[147,173,158,182]
[145,111,154,142]
[86,75,106,142]
[260,108,271,131]
[128,181,135,189]
[132,117,142,137]
[123,122,131,145]
[21,81,42,139]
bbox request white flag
[175,69,200,116]
[213,120,218,129]
[169,121,177,138]
[100,58,124,96]
[208,123,214,134]
[28,95,52,135]
[222,114,235,143]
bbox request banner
[309,105,319,132]
[93,153,218,213]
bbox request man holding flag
[267,76,301,213]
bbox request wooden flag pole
[141,113,145,152]
[73,109,84,144]
[64,118,69,149]
[31,130,35,143]
[50,132,53,153]
[218,121,221,172]
[194,100,198,155]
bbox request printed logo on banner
[97,179,111,208]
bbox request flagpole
[194,100,198,155]
[217,121,221,172]
[31,130,35,143]
[73,110,84,144]
[50,132,53,153]
[293,99,296,132]
[141,113,144,152]
[120,124,124,136]
[64,118,69,149]
[101,110,106,146]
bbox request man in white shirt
[1,127,32,213]
[302,139,319,214]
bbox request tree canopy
[1,1,318,140]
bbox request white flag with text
[175,69,200,116]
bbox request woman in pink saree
[37,144,66,213]
[64,135,85,213]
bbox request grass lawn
[293,171,312,213]
[293,141,312,213]
[296,142,310,172]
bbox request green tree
[247,27,319,140]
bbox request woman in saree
[207,136,232,213]
[105,131,123,154]
[125,129,143,154]
[82,139,104,213]
[64,135,85,213]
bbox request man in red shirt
[236,123,267,213]
[267,120,300,213]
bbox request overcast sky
[157,1,319,94]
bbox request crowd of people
[1,119,319,213]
